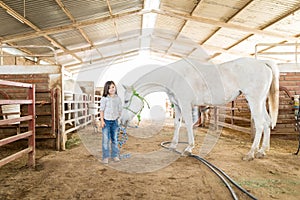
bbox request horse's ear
[122,84,128,90]
[122,84,134,91]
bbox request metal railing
[255,42,299,63]
[0,45,57,64]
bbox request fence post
[27,84,36,167]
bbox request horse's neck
[132,58,241,106]
[135,84,168,96]
[134,67,171,87]
[134,83,178,106]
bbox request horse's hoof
[255,152,266,159]
[169,147,177,152]
[181,151,192,156]
[169,143,177,149]
[242,154,254,161]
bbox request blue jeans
[102,119,119,159]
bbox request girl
[100,81,122,164]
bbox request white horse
[120,57,279,161]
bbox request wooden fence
[0,79,35,168]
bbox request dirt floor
[1,120,300,200]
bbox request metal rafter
[1,43,56,64]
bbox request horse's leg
[205,109,211,127]
[169,105,182,149]
[256,104,271,158]
[243,100,265,161]
[201,110,206,127]
[181,105,195,155]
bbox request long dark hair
[102,81,117,97]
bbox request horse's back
[219,58,273,97]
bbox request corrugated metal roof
[7,0,71,29]
[83,21,118,43]
[50,30,88,49]
[266,9,300,35]
[110,0,143,14]
[0,6,33,35]
[193,0,248,21]
[63,0,110,21]
[160,0,198,14]
[0,0,299,72]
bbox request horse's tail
[265,60,280,129]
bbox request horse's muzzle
[119,118,128,128]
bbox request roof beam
[3,6,298,45]
[0,1,82,63]
[55,0,93,45]
[212,4,300,60]
[199,0,254,45]
[106,0,120,40]
[61,33,249,69]
[151,34,250,57]
[105,0,123,57]
[65,49,139,70]
[0,9,145,44]
[56,34,140,57]
[55,0,101,58]
[165,0,205,55]
[152,9,298,41]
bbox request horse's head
[120,85,149,127]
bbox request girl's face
[108,84,116,96]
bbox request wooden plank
[0,131,32,147]
[271,131,298,135]
[0,115,33,126]
[0,147,32,167]
[65,121,90,135]
[216,121,251,134]
[0,100,32,105]
[218,114,251,122]
[35,134,56,139]
[0,79,33,88]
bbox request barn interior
[0,0,300,168]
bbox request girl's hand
[101,120,105,128]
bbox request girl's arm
[100,110,105,128]
[99,97,106,128]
